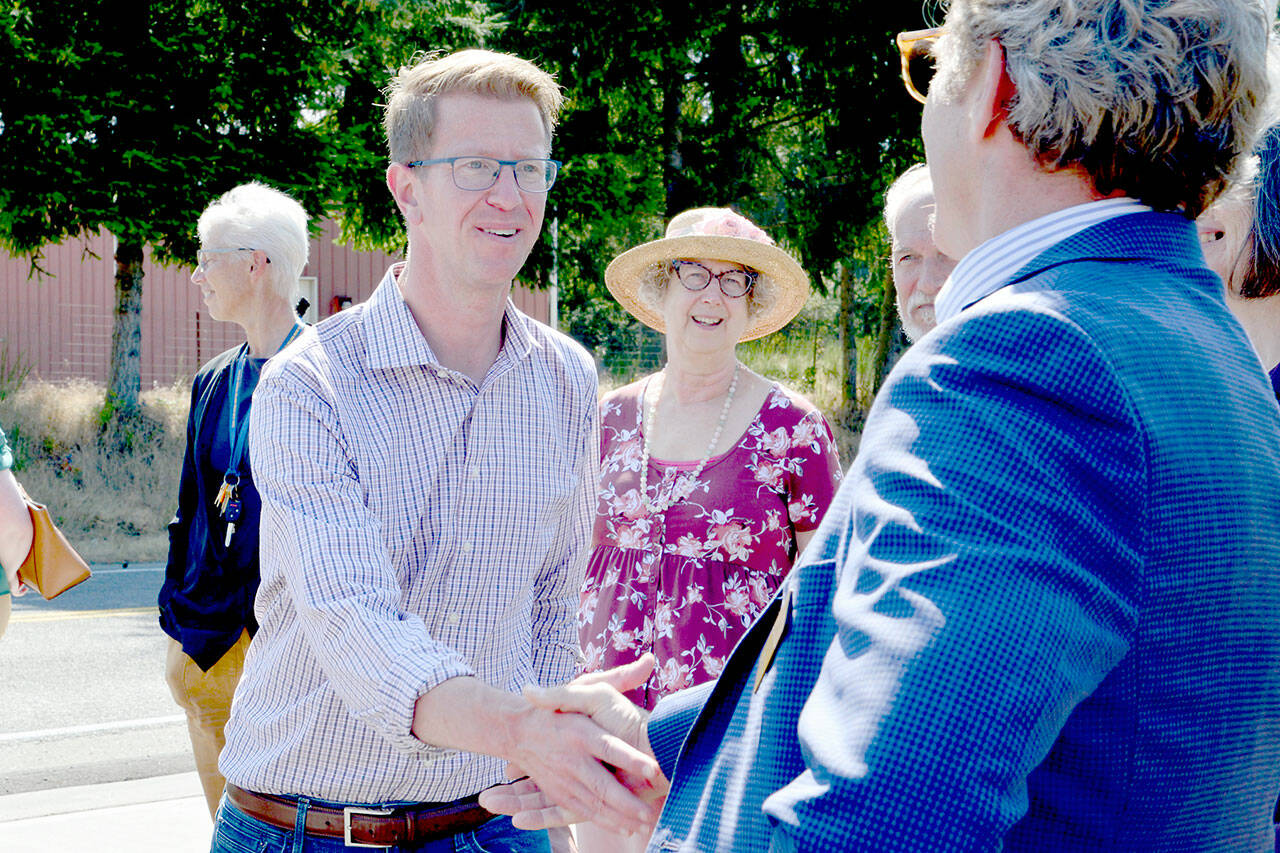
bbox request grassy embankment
[2,324,857,563]
[1,378,188,562]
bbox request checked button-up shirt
[220,264,599,804]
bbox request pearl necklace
[639,363,740,514]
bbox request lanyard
[215,321,305,525]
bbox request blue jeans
[210,794,551,853]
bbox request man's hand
[500,699,660,835]
[413,661,664,836]
[525,654,657,760]
[480,655,669,832]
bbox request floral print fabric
[578,377,842,709]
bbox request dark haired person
[1199,120,1280,403]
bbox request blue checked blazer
[645,212,1280,851]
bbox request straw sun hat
[604,207,810,342]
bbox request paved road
[0,563,195,796]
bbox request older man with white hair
[884,163,958,340]
[481,1,1280,850]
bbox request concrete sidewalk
[0,772,212,852]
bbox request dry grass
[600,329,862,465]
[2,320,864,565]
[738,333,861,464]
[1,379,188,562]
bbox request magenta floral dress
[578,377,842,709]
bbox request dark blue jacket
[158,345,263,671]
[646,212,1280,851]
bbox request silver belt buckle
[343,805,394,848]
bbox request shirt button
[460,540,473,554]
[467,467,482,481]
[446,612,461,626]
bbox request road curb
[0,771,201,822]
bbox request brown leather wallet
[226,784,494,847]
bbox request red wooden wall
[0,220,551,388]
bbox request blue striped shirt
[221,264,599,803]
[936,198,1152,325]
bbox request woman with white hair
[157,182,309,816]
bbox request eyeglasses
[896,27,942,105]
[406,156,562,193]
[195,247,267,271]
[670,260,757,298]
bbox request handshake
[478,654,669,839]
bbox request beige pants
[164,629,250,817]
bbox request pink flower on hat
[667,208,776,246]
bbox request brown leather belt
[226,784,494,848]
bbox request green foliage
[0,0,500,421]
[1,0,939,422]
[320,1,507,254]
[564,294,664,383]
[846,220,894,338]
[491,0,929,299]
[0,0,498,263]
[489,0,934,417]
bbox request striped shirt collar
[935,197,1152,326]
[365,262,536,370]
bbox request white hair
[197,182,309,303]
[883,164,934,241]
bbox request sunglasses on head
[896,27,942,105]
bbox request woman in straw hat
[576,208,842,847]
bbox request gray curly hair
[934,0,1273,217]
[634,260,779,321]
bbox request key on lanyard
[217,324,302,550]
[215,480,233,514]
[223,498,241,547]
[218,476,241,546]
[223,496,241,548]
[217,473,240,513]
